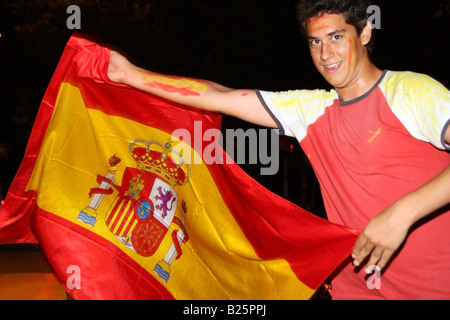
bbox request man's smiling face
[306,13,371,91]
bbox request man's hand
[107,50,132,84]
[352,164,450,271]
[351,202,411,270]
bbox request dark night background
[0,0,449,218]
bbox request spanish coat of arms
[77,138,190,282]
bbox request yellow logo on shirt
[368,127,382,144]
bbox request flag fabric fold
[0,34,359,300]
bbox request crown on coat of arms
[129,138,190,187]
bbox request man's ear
[360,20,372,46]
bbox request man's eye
[331,35,342,41]
[310,40,321,46]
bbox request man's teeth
[326,62,340,68]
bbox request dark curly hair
[296,0,374,52]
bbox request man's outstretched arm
[107,51,277,128]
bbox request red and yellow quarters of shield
[26,81,314,299]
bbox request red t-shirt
[258,70,450,299]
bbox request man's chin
[320,75,341,89]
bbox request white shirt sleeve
[380,71,450,150]
[256,89,337,141]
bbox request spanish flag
[0,34,358,300]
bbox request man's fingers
[352,234,367,257]
[372,249,395,270]
[352,236,374,267]
[354,243,395,270]
[365,246,384,268]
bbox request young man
[107,0,450,299]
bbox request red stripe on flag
[30,208,174,300]
[208,161,358,289]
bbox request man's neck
[337,63,383,102]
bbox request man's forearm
[119,63,228,111]
[398,164,450,227]
[108,51,224,110]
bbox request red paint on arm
[145,81,202,96]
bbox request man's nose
[320,42,334,61]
